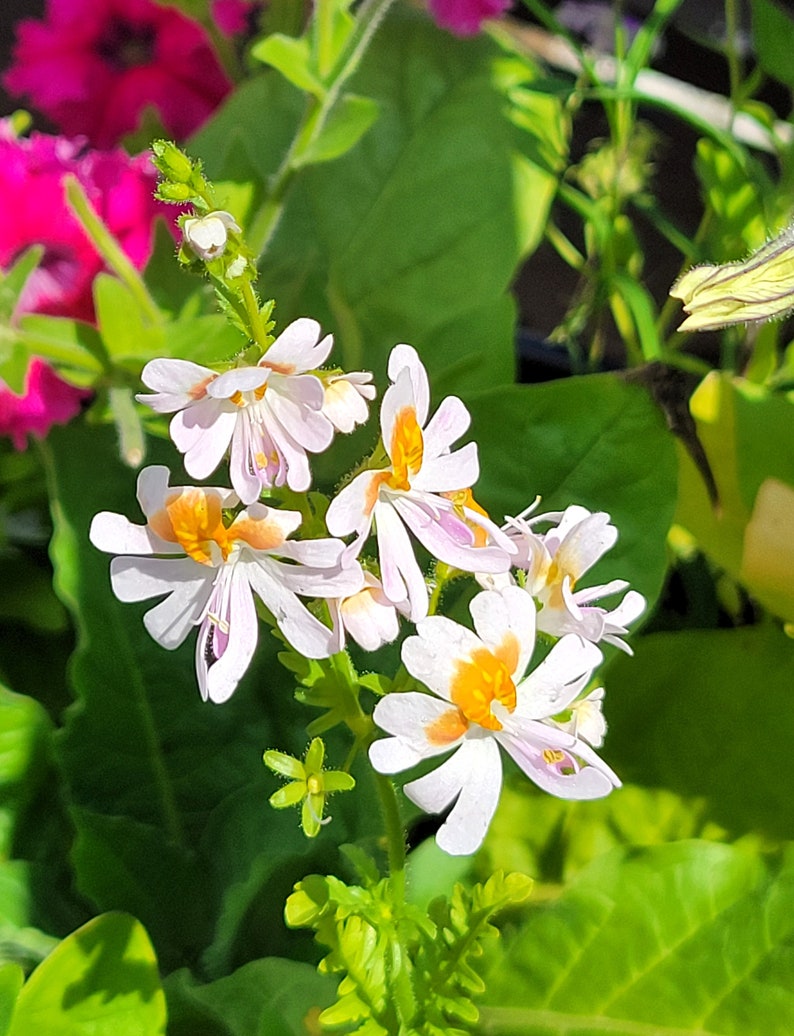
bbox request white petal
[265,318,332,371]
[421,396,471,460]
[138,359,216,413]
[380,366,416,460]
[387,344,429,424]
[371,692,465,769]
[501,731,619,799]
[469,586,536,679]
[109,555,206,603]
[553,511,617,579]
[401,616,481,701]
[142,572,214,649]
[405,738,502,856]
[90,511,173,556]
[515,635,603,720]
[245,561,339,658]
[326,470,384,537]
[414,442,480,493]
[376,502,428,620]
[209,366,269,397]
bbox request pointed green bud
[151,140,195,184]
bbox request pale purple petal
[501,732,619,799]
[393,494,512,575]
[553,511,617,578]
[198,566,259,704]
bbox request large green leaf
[197,12,564,395]
[8,913,165,1036]
[481,841,794,1035]
[0,686,52,858]
[165,957,335,1036]
[466,374,678,613]
[605,624,794,840]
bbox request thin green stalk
[250,0,396,257]
[240,279,271,348]
[64,176,162,326]
[724,0,742,122]
[374,770,406,901]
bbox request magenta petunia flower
[0,359,91,451]
[211,0,256,36]
[0,123,169,322]
[428,0,511,36]
[4,0,232,148]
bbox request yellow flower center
[443,487,490,547]
[544,559,576,609]
[149,488,286,566]
[448,639,518,732]
[387,407,423,491]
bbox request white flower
[329,572,409,652]
[505,505,646,652]
[321,371,376,433]
[326,344,514,621]
[182,210,241,261]
[549,686,606,748]
[89,466,363,703]
[369,586,620,856]
[137,318,339,504]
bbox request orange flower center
[387,407,423,492]
[149,489,286,566]
[448,641,518,732]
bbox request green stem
[250,0,396,257]
[64,177,162,326]
[240,278,270,348]
[374,771,406,901]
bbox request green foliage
[480,841,794,1035]
[164,957,336,1036]
[198,12,564,396]
[286,869,532,1034]
[606,623,794,841]
[467,374,678,614]
[6,913,166,1035]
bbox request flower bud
[151,140,195,184]
[156,182,195,203]
[182,210,241,261]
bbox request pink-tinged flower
[137,319,345,505]
[0,124,170,322]
[428,0,511,36]
[330,573,409,653]
[89,466,363,703]
[0,358,90,450]
[4,0,232,149]
[370,586,619,856]
[212,0,256,36]
[321,371,376,434]
[326,344,514,622]
[505,505,646,652]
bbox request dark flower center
[96,17,156,71]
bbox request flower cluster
[91,315,642,854]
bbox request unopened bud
[152,140,195,184]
